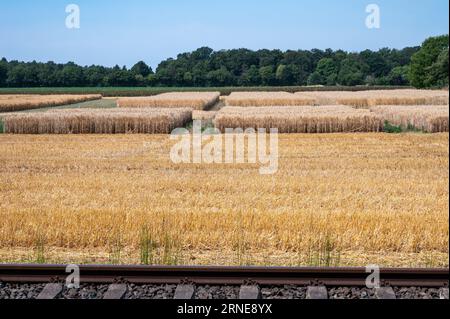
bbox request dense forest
[0,35,448,89]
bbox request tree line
[0,35,447,89]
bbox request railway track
[0,264,448,300]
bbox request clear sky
[1,0,448,69]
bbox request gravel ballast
[0,282,446,299]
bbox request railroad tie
[306,286,328,299]
[239,285,262,299]
[174,284,196,299]
[375,287,397,300]
[103,284,128,299]
[36,283,63,300]
[439,288,449,300]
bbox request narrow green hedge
[0,86,413,97]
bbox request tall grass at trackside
[108,232,123,264]
[233,212,252,266]
[138,221,183,266]
[140,226,154,265]
[294,232,341,267]
[33,232,46,264]
[306,236,341,267]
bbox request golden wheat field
[225,92,316,106]
[370,105,449,133]
[0,133,448,267]
[1,108,192,134]
[192,110,218,121]
[214,105,383,133]
[117,92,220,110]
[0,94,102,112]
[296,90,449,108]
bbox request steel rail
[0,264,448,287]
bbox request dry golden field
[0,133,448,267]
[0,94,102,112]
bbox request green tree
[239,65,261,86]
[311,58,338,85]
[131,61,152,77]
[337,55,368,86]
[307,72,324,86]
[206,67,233,86]
[409,35,449,88]
[59,62,85,86]
[183,72,193,86]
[0,60,7,86]
[275,64,295,85]
[0,38,436,88]
[360,49,391,78]
[427,48,449,87]
[84,65,108,87]
[146,74,157,86]
[386,65,410,86]
[259,66,275,85]
[6,64,28,87]
[105,66,135,86]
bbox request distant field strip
[296,90,449,108]
[215,105,383,133]
[0,94,102,112]
[118,92,220,110]
[0,134,447,267]
[1,108,192,134]
[225,92,316,106]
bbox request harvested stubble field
[117,92,220,110]
[0,134,448,267]
[370,105,449,133]
[0,94,102,112]
[296,90,449,108]
[224,92,316,106]
[1,108,192,134]
[214,105,383,133]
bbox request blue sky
[0,0,448,69]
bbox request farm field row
[224,90,449,107]
[1,90,448,133]
[1,90,447,112]
[0,94,102,112]
[1,105,448,133]
[0,133,448,267]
